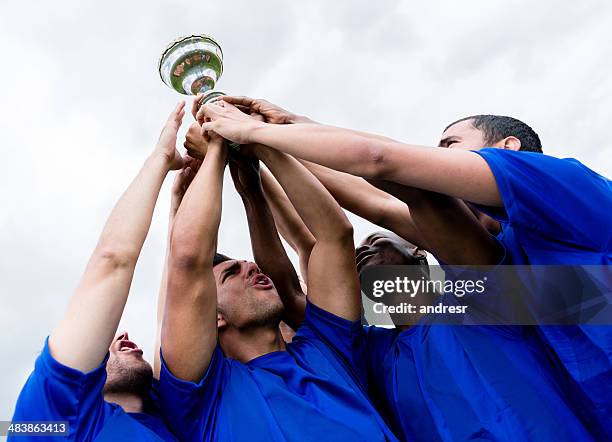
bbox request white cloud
[1,0,611,419]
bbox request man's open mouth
[251,274,273,289]
[119,340,143,355]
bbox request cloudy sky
[1,0,611,419]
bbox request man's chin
[103,360,153,397]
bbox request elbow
[92,245,138,270]
[357,140,388,181]
[295,235,316,257]
[169,229,213,272]
[333,217,355,245]
[170,250,205,272]
[340,222,355,244]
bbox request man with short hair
[158,108,396,441]
[11,103,189,441]
[197,97,611,440]
[254,153,596,441]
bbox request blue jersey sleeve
[158,345,227,442]
[474,148,612,254]
[361,326,399,379]
[296,301,369,387]
[298,302,364,364]
[11,338,108,441]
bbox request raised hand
[197,100,264,145]
[155,101,186,170]
[221,96,311,124]
[183,122,208,160]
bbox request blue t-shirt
[473,148,611,264]
[473,148,612,435]
[159,301,397,442]
[362,324,594,442]
[11,338,177,441]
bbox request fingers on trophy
[159,34,240,150]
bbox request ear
[413,248,427,259]
[495,136,521,151]
[217,312,227,329]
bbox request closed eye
[366,234,383,245]
[221,262,240,283]
[439,137,460,148]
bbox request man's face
[438,119,488,150]
[103,332,153,397]
[356,231,426,274]
[213,260,284,330]
[439,118,502,234]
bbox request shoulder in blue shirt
[159,301,397,442]
[472,148,612,437]
[11,338,176,441]
[362,324,596,442]
[473,148,612,264]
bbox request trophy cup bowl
[158,35,224,96]
[159,35,240,149]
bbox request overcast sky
[1,0,611,420]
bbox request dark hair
[213,253,233,267]
[445,115,542,153]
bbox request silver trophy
[159,34,224,98]
[159,34,238,148]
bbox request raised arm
[256,146,361,321]
[161,135,227,383]
[369,179,504,265]
[209,98,498,263]
[260,168,315,284]
[229,155,306,328]
[153,157,201,379]
[220,96,426,250]
[301,160,429,250]
[197,102,502,207]
[49,103,186,373]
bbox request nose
[117,331,128,341]
[245,261,261,278]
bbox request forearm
[240,188,306,328]
[50,154,170,372]
[258,147,360,321]
[372,179,502,264]
[154,216,174,379]
[252,124,381,179]
[259,148,352,242]
[163,144,226,382]
[408,192,503,265]
[171,145,226,265]
[249,123,502,206]
[260,168,315,259]
[301,160,426,248]
[95,155,169,262]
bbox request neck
[104,392,145,414]
[220,323,286,363]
